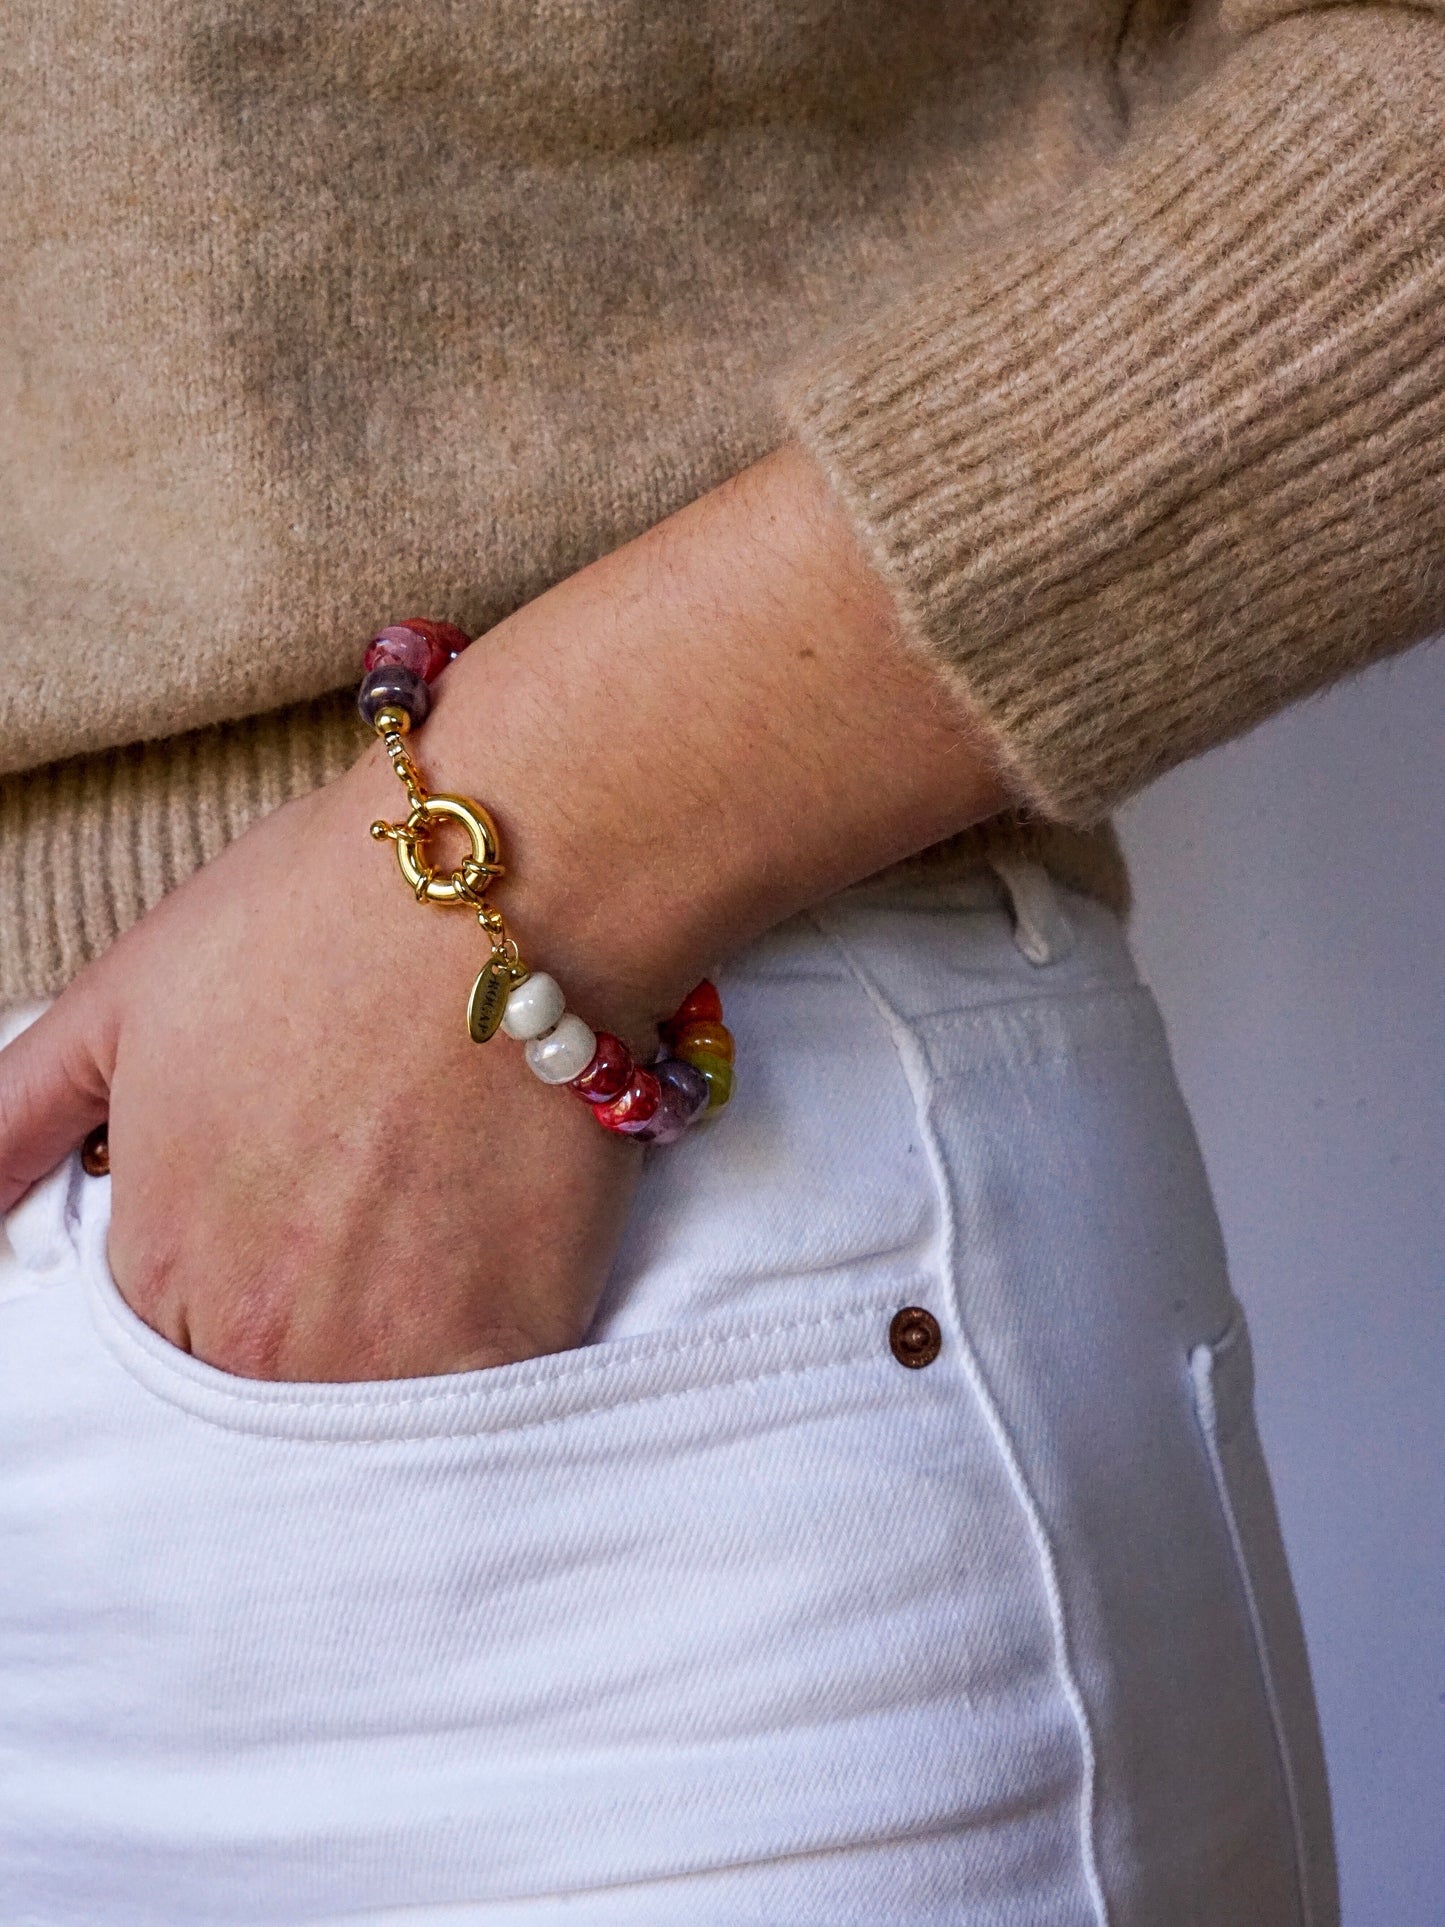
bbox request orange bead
[670,1020,734,1064]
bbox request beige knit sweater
[4,0,1444,1002]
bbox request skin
[0,445,1009,1380]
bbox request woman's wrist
[341,442,1011,1045]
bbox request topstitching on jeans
[915,983,1161,1086]
[1191,1316,1316,1927]
[807,902,1114,1927]
[83,1234,904,1441]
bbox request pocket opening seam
[88,1255,902,1442]
[96,1321,892,1446]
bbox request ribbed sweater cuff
[0,696,366,1004]
[784,10,1445,825]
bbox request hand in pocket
[0,759,644,1383]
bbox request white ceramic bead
[501,971,566,1041]
[524,1012,597,1085]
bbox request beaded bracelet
[358,621,733,1144]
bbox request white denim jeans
[0,869,1337,1926]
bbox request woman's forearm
[375,444,1011,1034]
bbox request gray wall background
[1117,640,1445,1927]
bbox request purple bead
[358,662,430,729]
[632,1076,699,1145]
[655,1057,710,1122]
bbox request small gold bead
[372,706,410,737]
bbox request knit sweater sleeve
[782,5,1445,826]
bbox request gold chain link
[367,708,530,1036]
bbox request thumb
[0,977,117,1212]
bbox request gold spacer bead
[372,706,411,737]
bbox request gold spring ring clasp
[388,792,504,906]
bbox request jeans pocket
[74,1172,909,1442]
[1190,1311,1339,1927]
[8,1175,970,1919]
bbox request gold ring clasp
[392,793,503,906]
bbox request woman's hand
[0,446,1009,1380]
[0,752,648,1380]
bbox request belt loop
[987,855,1075,967]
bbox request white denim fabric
[0,871,1337,1927]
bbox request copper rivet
[80,1124,110,1178]
[889,1306,941,1369]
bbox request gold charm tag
[467,959,511,1043]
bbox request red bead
[568,1032,633,1104]
[671,980,723,1027]
[400,617,473,674]
[593,1067,661,1134]
[660,981,728,1053]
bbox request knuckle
[112,1230,298,1380]
[114,1239,180,1326]
[206,1295,291,1380]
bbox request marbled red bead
[363,624,444,682]
[568,1031,633,1104]
[592,1067,661,1135]
[400,617,473,674]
